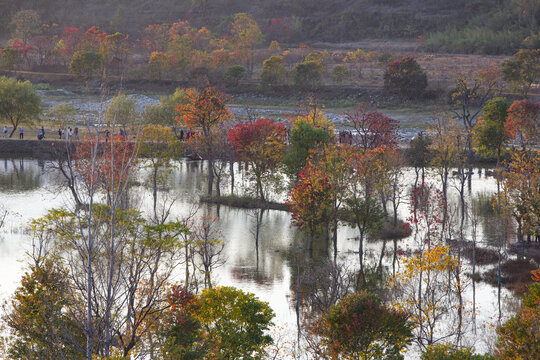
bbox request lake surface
[0,157,519,356]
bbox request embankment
[0,139,75,159]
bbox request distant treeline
[0,0,538,54]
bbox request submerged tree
[228,118,287,202]
[473,97,510,163]
[389,245,465,350]
[288,164,334,253]
[496,271,540,359]
[505,99,539,149]
[175,87,233,195]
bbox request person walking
[74,127,79,140]
[19,126,24,139]
[58,128,62,139]
[3,125,7,138]
[38,126,45,140]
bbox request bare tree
[192,215,226,289]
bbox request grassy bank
[200,194,290,211]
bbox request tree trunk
[207,159,214,195]
[230,161,235,195]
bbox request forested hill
[1,0,538,54]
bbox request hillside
[0,0,538,54]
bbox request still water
[0,157,519,356]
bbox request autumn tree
[2,260,86,360]
[10,10,40,45]
[421,344,494,360]
[474,97,510,163]
[407,131,432,187]
[28,206,189,358]
[332,64,350,84]
[32,24,60,68]
[153,285,275,359]
[502,49,540,96]
[176,87,233,194]
[310,144,354,258]
[153,286,205,359]
[0,77,41,137]
[148,51,170,80]
[283,109,333,179]
[196,286,274,359]
[450,63,503,158]
[495,273,540,359]
[100,32,130,73]
[346,106,400,150]
[69,50,103,77]
[1,45,19,70]
[229,13,264,76]
[499,150,540,242]
[261,55,287,89]
[429,118,466,203]
[310,291,413,360]
[228,118,286,202]
[143,88,189,125]
[104,93,138,128]
[389,245,465,349]
[77,26,107,53]
[383,56,427,99]
[505,99,540,148]
[56,27,82,66]
[288,164,334,253]
[344,148,386,273]
[139,24,169,59]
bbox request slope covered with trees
[0,0,538,54]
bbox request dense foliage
[1,0,536,54]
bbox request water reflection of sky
[0,158,518,356]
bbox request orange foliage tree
[288,164,334,253]
[499,150,540,242]
[175,87,233,195]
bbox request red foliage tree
[75,135,137,197]
[58,27,82,64]
[139,24,170,57]
[346,106,400,150]
[228,118,286,201]
[505,100,540,148]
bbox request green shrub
[421,343,494,360]
[260,55,286,88]
[332,64,350,84]
[69,50,103,76]
[292,60,323,90]
[1,46,19,70]
[224,65,246,86]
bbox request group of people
[58,127,79,140]
[2,125,25,139]
[2,125,80,140]
[173,128,195,140]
